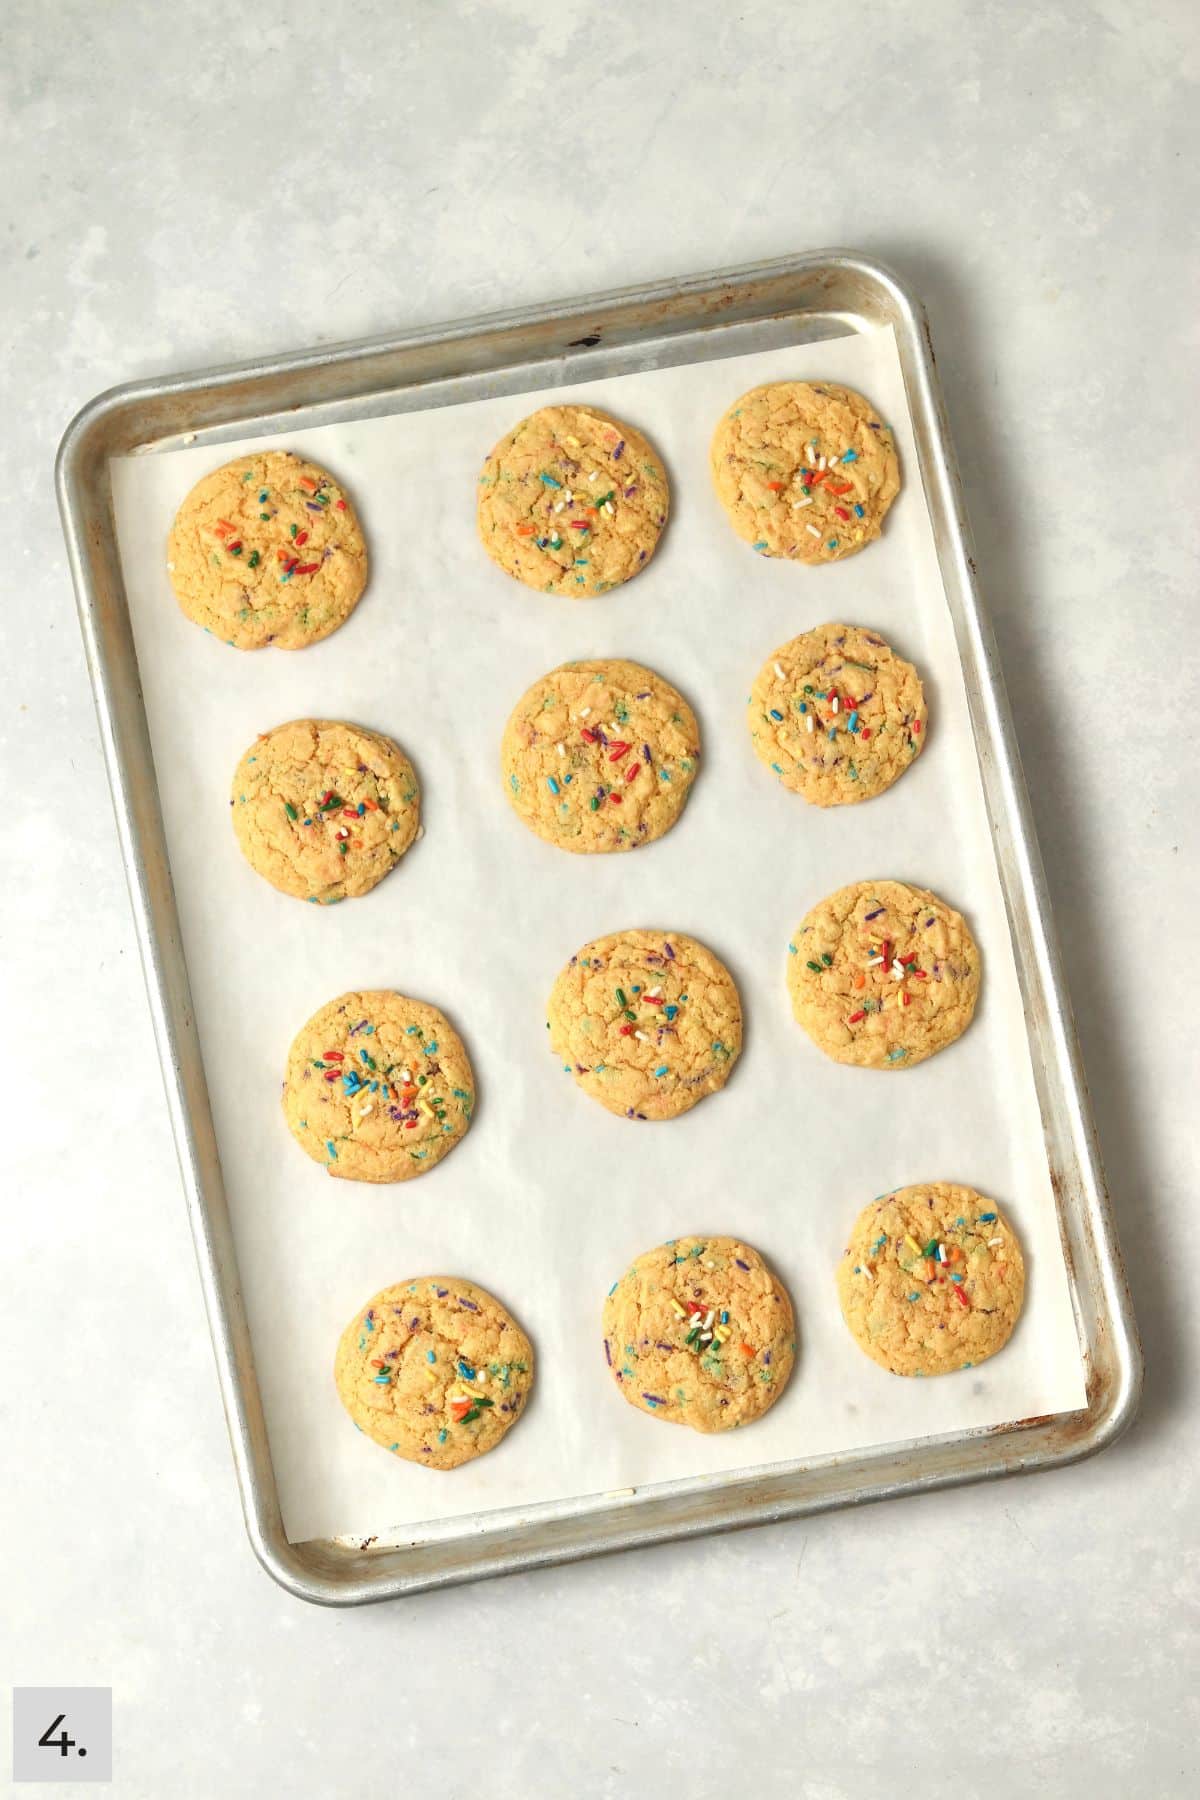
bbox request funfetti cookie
[167,450,367,648]
[477,404,668,596]
[711,381,899,563]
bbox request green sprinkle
[806,960,822,974]
[247,550,260,568]
[290,523,298,538]
[284,801,298,821]
[820,952,832,966]
[615,988,627,1007]
[887,1047,908,1062]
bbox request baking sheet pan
[58,252,1141,1602]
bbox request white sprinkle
[831,695,840,713]
[359,1103,374,1119]
[646,987,662,999]
[773,662,786,680]
[634,1030,649,1041]
[564,491,574,503]
[702,1259,715,1270]
[828,454,840,466]
[792,495,813,510]
[862,1265,874,1280]
[938,1244,947,1263]
[604,502,615,516]
[556,742,565,757]
[588,471,597,482]
[818,455,827,470]
[166,560,175,571]
[580,707,591,718]
[806,714,815,733]
[891,961,905,979]
[554,501,564,513]
[401,1069,412,1083]
[703,1310,714,1329]
[988,1236,1004,1247]
[806,523,821,538]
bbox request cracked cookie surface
[501,658,699,852]
[836,1184,1024,1376]
[602,1235,795,1431]
[335,1277,534,1468]
[788,879,980,1070]
[232,718,419,903]
[748,624,925,805]
[711,381,899,564]
[283,990,474,1182]
[477,403,668,596]
[547,929,741,1121]
[167,450,368,648]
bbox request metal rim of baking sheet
[56,249,1142,1607]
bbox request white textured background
[2,3,1196,1796]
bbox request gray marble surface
[2,3,1196,1795]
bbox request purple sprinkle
[655,1341,674,1351]
[595,785,606,799]
[596,728,609,746]
[603,1338,612,1366]
[642,1393,666,1405]
[457,1297,479,1312]
[612,439,624,459]
[305,501,322,512]
[763,1351,772,1364]
[635,690,651,698]
[624,484,637,498]
[864,907,886,921]
[735,1259,750,1271]
[664,942,675,960]
[434,1286,448,1297]
[925,917,936,928]
[638,549,646,563]
[348,1019,369,1036]
[641,743,651,762]
[864,635,885,646]
[410,1316,420,1329]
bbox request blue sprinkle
[848,710,859,731]
[356,803,365,816]
[788,942,797,954]
[540,472,561,487]
[426,1041,438,1054]
[664,1004,678,1020]
[437,1428,448,1443]
[659,769,670,781]
[853,503,865,517]
[326,1140,337,1158]
[771,762,782,773]
[828,727,837,740]
[653,1064,668,1077]
[886,1048,907,1062]
[608,1281,618,1296]
[908,1292,920,1302]
[769,708,783,721]
[752,540,768,551]
[842,449,858,463]
[425,1350,435,1363]
[978,1211,997,1222]
[360,1049,370,1064]
[372,1373,390,1384]
[457,1360,476,1379]
[799,702,807,714]
[547,776,560,794]
[827,538,839,549]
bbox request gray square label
[12,1689,112,1783]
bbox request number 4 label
[13,1689,112,1783]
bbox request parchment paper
[111,326,1087,1546]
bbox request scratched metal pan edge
[56,249,1142,1607]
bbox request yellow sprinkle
[905,1236,923,1256]
[670,1300,686,1318]
[713,1325,731,1343]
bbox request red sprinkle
[625,764,640,782]
[847,1009,866,1024]
[295,530,309,546]
[294,562,320,575]
[860,727,872,739]
[952,1286,971,1309]
[607,742,631,761]
[404,1120,418,1130]
[323,1071,339,1082]
[833,505,850,520]
[570,519,590,529]
[913,720,922,734]
[580,727,599,744]
[323,1051,344,1061]
[335,498,347,510]
[619,1024,634,1035]
[913,970,929,979]
[609,792,622,805]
